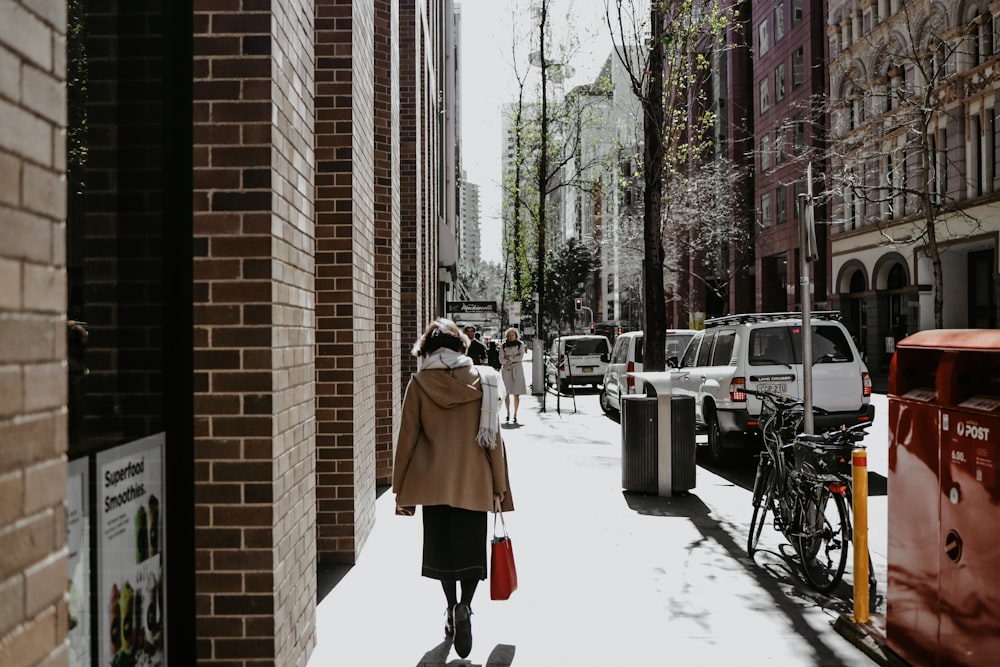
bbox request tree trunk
[643,4,667,371]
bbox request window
[758,19,769,56]
[775,126,787,163]
[793,114,805,154]
[792,0,803,25]
[792,47,804,88]
[760,191,772,227]
[564,337,609,355]
[607,271,614,294]
[776,184,787,223]
[775,63,786,101]
[696,331,717,366]
[794,326,855,364]
[711,331,736,365]
[750,328,795,366]
[760,134,771,170]
[759,77,770,115]
[774,4,785,42]
[680,334,701,367]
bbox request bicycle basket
[793,440,854,477]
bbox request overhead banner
[96,433,166,667]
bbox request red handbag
[490,509,517,600]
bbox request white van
[600,329,697,416]
[545,335,611,392]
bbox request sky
[458,0,616,264]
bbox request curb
[833,615,910,666]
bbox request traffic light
[574,298,582,311]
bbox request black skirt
[421,505,487,581]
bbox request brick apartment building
[0,0,457,665]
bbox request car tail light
[626,361,635,390]
[730,377,747,402]
[862,371,872,397]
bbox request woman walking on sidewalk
[500,327,527,423]
[393,317,514,660]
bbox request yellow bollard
[852,448,869,623]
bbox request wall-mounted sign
[67,457,91,667]
[446,301,497,314]
[96,433,166,667]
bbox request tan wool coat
[393,366,514,513]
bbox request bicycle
[746,388,871,594]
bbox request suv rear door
[563,336,610,381]
[746,323,865,413]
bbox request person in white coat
[500,327,527,423]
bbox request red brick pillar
[373,0,402,485]
[314,0,378,563]
[193,1,317,664]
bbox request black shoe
[444,606,455,637]
[505,415,510,423]
[453,603,472,658]
[513,416,518,424]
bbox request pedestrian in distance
[486,339,502,371]
[501,327,527,423]
[393,317,514,660]
[464,325,488,365]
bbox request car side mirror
[666,356,679,368]
[600,353,609,363]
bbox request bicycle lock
[852,448,869,623]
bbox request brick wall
[399,0,422,381]
[314,0,378,563]
[0,2,70,666]
[373,0,401,486]
[192,0,316,664]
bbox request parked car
[545,335,611,392]
[599,329,697,416]
[667,312,874,464]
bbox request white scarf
[421,349,504,449]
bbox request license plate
[756,383,787,394]
[582,366,593,373]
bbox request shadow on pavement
[696,446,888,497]
[416,642,516,667]
[623,491,862,666]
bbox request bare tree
[606,0,736,371]
[665,157,754,316]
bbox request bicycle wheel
[747,459,775,558]
[796,484,849,594]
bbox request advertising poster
[96,434,166,667]
[68,457,91,667]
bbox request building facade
[752,0,832,315]
[826,0,1000,380]
[1,0,458,665]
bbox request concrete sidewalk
[306,392,886,666]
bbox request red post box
[887,329,1000,667]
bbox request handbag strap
[492,506,508,540]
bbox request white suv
[667,312,874,463]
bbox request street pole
[799,162,818,434]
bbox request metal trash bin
[620,373,696,496]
